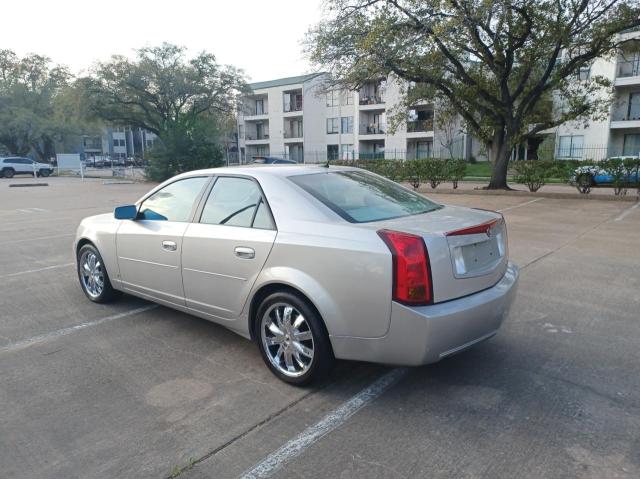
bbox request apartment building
[545,28,640,160]
[77,127,158,160]
[238,73,465,163]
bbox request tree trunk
[487,132,512,190]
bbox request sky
[2,0,324,82]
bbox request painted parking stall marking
[0,305,158,354]
[239,367,408,479]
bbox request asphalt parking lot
[1,176,639,479]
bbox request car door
[182,176,277,320]
[116,175,210,307]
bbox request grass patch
[465,162,493,177]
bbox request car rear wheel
[2,168,15,179]
[576,173,594,194]
[77,244,119,303]
[256,291,334,385]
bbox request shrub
[420,158,448,188]
[446,159,467,189]
[601,158,628,196]
[512,160,554,192]
[404,160,423,189]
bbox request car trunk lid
[371,205,508,303]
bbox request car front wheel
[39,169,50,178]
[256,291,334,385]
[77,244,119,303]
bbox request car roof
[182,164,358,179]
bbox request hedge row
[334,158,640,195]
[332,158,467,189]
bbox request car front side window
[138,176,209,222]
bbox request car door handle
[234,246,255,259]
[162,240,177,251]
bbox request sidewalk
[409,180,640,201]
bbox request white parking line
[0,262,75,279]
[0,233,74,245]
[498,198,544,212]
[614,202,639,222]
[239,367,408,479]
[0,305,158,354]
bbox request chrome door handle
[162,240,177,251]
[234,246,255,259]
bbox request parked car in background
[250,156,297,165]
[75,166,518,384]
[0,157,54,178]
[573,159,640,187]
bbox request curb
[8,183,49,188]
[409,185,640,202]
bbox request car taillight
[377,229,432,305]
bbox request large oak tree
[306,0,640,188]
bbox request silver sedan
[75,166,518,384]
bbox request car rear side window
[289,170,441,223]
[138,176,208,221]
[200,177,274,229]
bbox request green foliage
[512,160,555,192]
[84,43,247,181]
[601,158,640,196]
[447,159,467,189]
[306,0,639,188]
[0,49,89,159]
[146,117,224,181]
[422,158,448,189]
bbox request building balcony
[407,119,434,132]
[615,60,640,86]
[283,104,303,115]
[242,107,269,119]
[610,116,640,129]
[283,130,303,141]
[359,124,386,138]
[245,134,270,145]
[358,95,385,111]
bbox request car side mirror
[114,204,138,220]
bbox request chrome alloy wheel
[80,250,105,298]
[261,302,315,377]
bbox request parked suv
[0,157,54,178]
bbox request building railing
[359,95,384,105]
[245,133,270,141]
[407,119,434,132]
[284,130,303,139]
[242,107,268,116]
[359,124,386,135]
[612,112,640,121]
[283,102,303,113]
[617,59,640,78]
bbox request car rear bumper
[330,261,519,366]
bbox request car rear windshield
[289,170,441,223]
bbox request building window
[327,118,339,134]
[326,90,339,107]
[340,144,354,160]
[327,144,339,160]
[341,116,353,134]
[623,134,640,156]
[341,90,353,105]
[557,135,584,158]
[576,65,591,81]
[255,99,265,115]
[416,141,432,159]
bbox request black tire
[77,243,119,303]
[576,173,594,194]
[255,291,334,386]
[39,169,50,178]
[3,168,15,179]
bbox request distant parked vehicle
[0,157,54,178]
[250,156,297,165]
[572,159,640,188]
